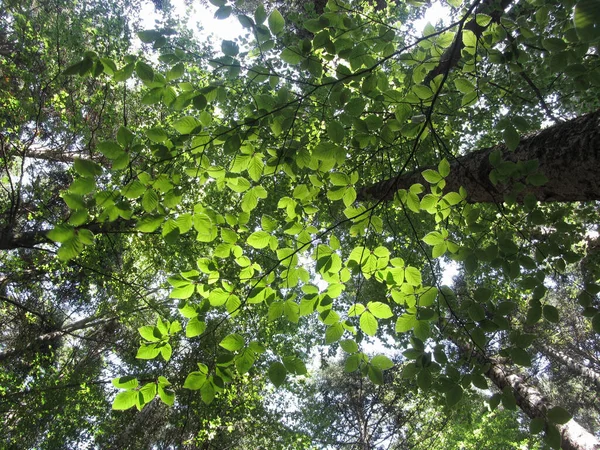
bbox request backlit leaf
[268,361,287,387]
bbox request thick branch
[0,219,136,250]
[357,109,600,203]
[539,343,600,390]
[0,316,116,362]
[423,0,513,84]
[486,361,600,450]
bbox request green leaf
[219,333,245,351]
[235,349,256,374]
[200,380,215,404]
[414,320,430,341]
[209,288,230,307]
[371,355,394,370]
[136,215,164,233]
[475,13,492,27]
[454,78,475,94]
[446,384,463,407]
[368,366,384,385]
[468,304,485,322]
[47,224,75,243]
[135,61,154,82]
[194,213,216,242]
[419,287,438,307]
[281,48,303,65]
[348,303,366,317]
[543,305,559,323]
[138,325,161,342]
[146,127,168,143]
[325,323,344,344]
[404,266,422,286]
[510,347,532,366]
[472,373,488,390]
[221,40,239,57]
[63,59,87,76]
[423,231,444,245]
[138,30,161,43]
[268,9,285,35]
[74,158,102,177]
[247,154,264,182]
[238,14,254,28]
[530,417,545,434]
[160,343,172,361]
[327,121,345,143]
[139,383,157,404]
[574,0,600,42]
[438,158,450,177]
[502,386,517,410]
[97,141,124,159]
[340,339,359,353]
[367,301,393,319]
[474,287,492,302]
[69,177,95,196]
[542,38,568,52]
[186,317,206,338]
[114,62,135,82]
[247,231,271,248]
[255,4,267,23]
[545,424,562,449]
[142,189,159,212]
[396,314,417,332]
[360,311,378,336]
[167,62,185,81]
[184,371,207,390]
[112,376,138,389]
[57,236,83,261]
[284,300,300,323]
[158,385,175,406]
[527,172,549,186]
[417,368,432,390]
[112,390,138,410]
[173,116,200,134]
[122,180,145,199]
[268,361,287,387]
[547,406,572,424]
[422,169,442,184]
[503,125,520,151]
[283,356,307,375]
[214,5,232,19]
[345,354,360,372]
[136,343,160,360]
[169,283,195,299]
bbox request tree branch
[357,109,600,204]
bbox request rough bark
[423,0,513,84]
[539,343,600,390]
[357,109,600,203]
[486,361,600,450]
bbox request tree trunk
[485,359,600,450]
[0,316,116,362]
[539,343,600,390]
[357,109,600,204]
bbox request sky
[139,1,452,43]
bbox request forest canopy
[1,0,599,448]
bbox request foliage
[1,0,600,447]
